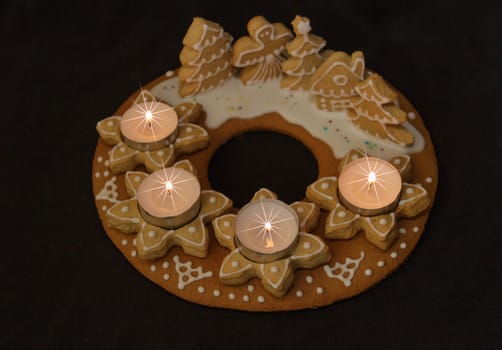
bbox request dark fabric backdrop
[2,0,501,348]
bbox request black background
[3,0,501,348]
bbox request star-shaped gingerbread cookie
[306,149,430,250]
[105,160,232,259]
[96,90,207,174]
[212,188,331,297]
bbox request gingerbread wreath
[93,15,437,311]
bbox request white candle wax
[137,167,201,228]
[120,101,178,151]
[338,156,402,216]
[235,199,299,263]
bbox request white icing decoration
[157,150,164,156]
[197,286,205,293]
[188,226,196,233]
[223,220,230,227]
[228,293,236,300]
[121,239,127,246]
[390,251,398,259]
[338,210,346,218]
[413,226,419,233]
[131,250,137,257]
[101,205,107,211]
[147,230,155,238]
[296,290,304,298]
[425,177,433,183]
[364,269,373,276]
[377,261,385,268]
[209,196,216,204]
[162,261,169,269]
[105,160,110,167]
[257,296,265,303]
[133,238,137,246]
[165,70,174,77]
[231,261,239,268]
[364,213,395,238]
[316,287,324,295]
[303,242,312,249]
[306,275,313,284]
[152,77,425,158]
[297,18,311,36]
[400,242,407,249]
[309,177,337,202]
[173,255,213,290]
[107,121,114,127]
[399,227,407,234]
[243,295,250,302]
[95,172,100,178]
[296,207,304,213]
[103,170,110,177]
[247,285,255,292]
[213,289,221,297]
[393,158,401,165]
[163,273,170,280]
[150,265,156,272]
[121,206,129,213]
[408,112,416,119]
[321,182,329,190]
[186,127,193,133]
[270,266,279,273]
[260,260,291,290]
[324,251,365,287]
[97,156,103,162]
[96,177,119,203]
[406,187,414,194]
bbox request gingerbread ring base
[93,72,437,311]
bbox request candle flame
[368,171,376,187]
[264,222,272,232]
[145,110,153,121]
[165,180,173,194]
[145,110,153,128]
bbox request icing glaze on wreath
[151,76,425,158]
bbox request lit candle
[235,199,299,263]
[120,101,179,151]
[338,156,402,216]
[137,167,201,228]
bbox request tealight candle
[137,167,201,229]
[235,199,299,263]
[120,101,179,151]
[338,156,402,216]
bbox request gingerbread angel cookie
[310,51,365,111]
[306,149,430,250]
[232,16,293,85]
[105,160,232,259]
[96,92,207,174]
[178,17,234,97]
[212,188,330,297]
[281,15,326,90]
[348,74,414,146]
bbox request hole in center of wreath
[208,131,318,208]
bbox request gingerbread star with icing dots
[106,160,232,259]
[212,188,331,298]
[96,90,207,174]
[306,149,430,250]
